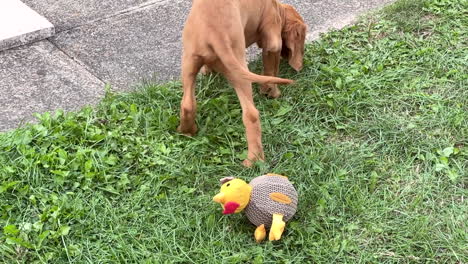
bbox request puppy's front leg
[261,50,282,98]
[259,32,283,98]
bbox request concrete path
[0,0,393,132]
[0,0,54,51]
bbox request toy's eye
[226,183,230,187]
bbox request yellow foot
[269,214,286,241]
[254,224,267,243]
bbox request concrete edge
[0,0,55,52]
[305,2,391,42]
[0,26,55,52]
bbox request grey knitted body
[244,175,298,228]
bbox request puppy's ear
[282,5,307,71]
[286,23,307,71]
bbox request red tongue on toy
[223,202,240,214]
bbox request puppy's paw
[242,155,264,168]
[177,124,198,136]
[242,159,254,168]
[200,65,213,75]
[260,84,281,98]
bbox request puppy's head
[281,4,307,72]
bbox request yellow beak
[213,193,225,204]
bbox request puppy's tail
[209,36,294,85]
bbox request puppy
[178,0,307,167]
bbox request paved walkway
[0,0,393,132]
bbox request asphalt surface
[0,0,394,132]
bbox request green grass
[1,0,467,262]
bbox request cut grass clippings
[1,0,467,262]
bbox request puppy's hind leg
[227,75,265,167]
[178,54,203,136]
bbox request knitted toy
[212,173,298,242]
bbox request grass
[1,0,467,262]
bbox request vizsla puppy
[178,0,307,167]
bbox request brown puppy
[178,0,307,167]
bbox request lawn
[1,0,467,263]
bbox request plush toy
[212,173,298,242]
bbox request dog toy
[212,173,298,242]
